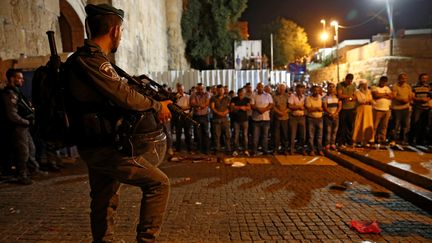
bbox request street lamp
[320,32,329,46]
[320,19,328,48]
[330,20,340,82]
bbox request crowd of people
[1,69,431,185]
[169,72,432,157]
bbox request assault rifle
[111,64,199,127]
[32,31,70,148]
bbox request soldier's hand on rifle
[158,100,172,123]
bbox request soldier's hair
[6,68,22,81]
[87,14,122,38]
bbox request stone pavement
[1,154,432,242]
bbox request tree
[261,18,311,69]
[181,0,248,69]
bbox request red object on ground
[349,220,382,234]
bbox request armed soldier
[1,69,37,185]
[63,4,170,243]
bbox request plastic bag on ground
[350,220,382,234]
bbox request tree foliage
[182,0,248,69]
[261,18,311,69]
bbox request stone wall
[311,36,432,85]
[346,38,432,63]
[346,41,390,63]
[0,0,62,60]
[310,56,432,85]
[0,0,189,85]
[113,0,168,74]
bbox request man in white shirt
[305,86,324,156]
[371,76,393,144]
[174,83,192,152]
[288,84,307,155]
[250,82,273,155]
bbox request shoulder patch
[7,93,18,104]
[99,62,121,81]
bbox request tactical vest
[63,45,165,164]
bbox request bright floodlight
[320,32,329,41]
[330,20,338,27]
[320,19,326,24]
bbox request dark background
[241,0,432,48]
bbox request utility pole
[270,33,274,71]
[331,21,340,82]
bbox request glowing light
[320,31,329,41]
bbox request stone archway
[59,0,84,52]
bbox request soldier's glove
[158,100,172,123]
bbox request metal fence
[148,69,291,91]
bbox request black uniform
[1,86,36,184]
[64,4,170,242]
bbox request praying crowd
[169,72,432,157]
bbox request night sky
[241,0,432,48]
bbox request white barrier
[148,69,291,91]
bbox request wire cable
[339,8,386,29]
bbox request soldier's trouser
[80,147,170,243]
[12,127,32,177]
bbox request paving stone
[0,157,431,242]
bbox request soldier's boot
[16,160,33,185]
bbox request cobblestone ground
[0,157,431,243]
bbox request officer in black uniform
[1,69,36,185]
[63,4,171,243]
